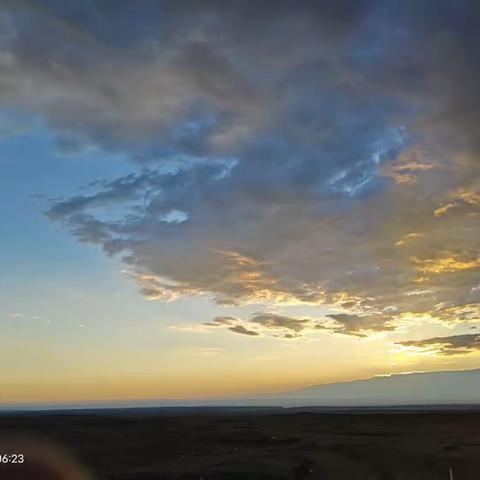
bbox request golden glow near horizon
[2,295,480,404]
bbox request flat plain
[1,409,480,479]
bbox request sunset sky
[1,0,479,406]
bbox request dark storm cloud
[398,334,480,356]
[1,1,479,337]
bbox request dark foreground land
[1,408,480,479]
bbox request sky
[0,0,479,406]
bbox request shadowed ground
[1,410,479,479]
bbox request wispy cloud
[398,334,480,356]
[228,325,260,337]
[197,347,223,357]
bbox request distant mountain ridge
[3,369,480,411]
[263,368,480,406]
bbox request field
[1,409,480,479]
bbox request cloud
[398,334,480,356]
[168,324,212,334]
[413,255,480,275]
[228,325,260,337]
[434,203,457,218]
[202,315,263,336]
[326,313,395,337]
[1,1,479,338]
[394,232,424,247]
[197,347,223,357]
[205,313,319,339]
[204,314,319,339]
[433,188,480,217]
[204,316,238,327]
[250,313,313,333]
[381,146,434,185]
